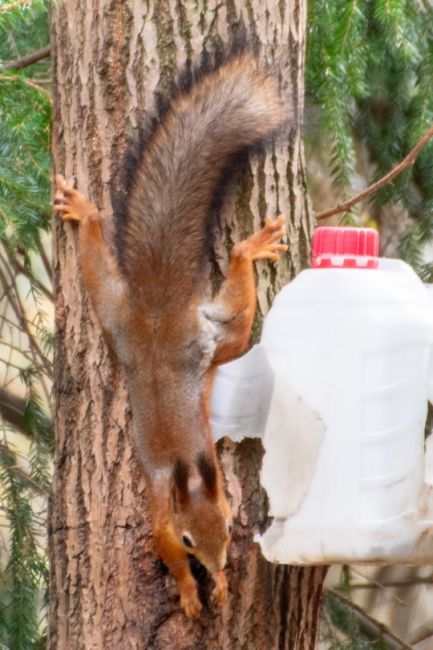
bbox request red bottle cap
[311,227,379,269]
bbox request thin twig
[411,625,433,646]
[0,339,33,362]
[0,263,52,376]
[345,578,433,589]
[36,239,52,280]
[0,313,40,332]
[349,566,405,605]
[0,358,34,374]
[0,291,9,339]
[2,45,50,71]
[1,239,53,301]
[5,331,14,385]
[316,124,433,220]
[10,255,53,302]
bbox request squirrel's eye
[228,523,233,535]
[182,533,194,548]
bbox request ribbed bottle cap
[311,227,379,269]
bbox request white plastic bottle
[210,344,274,441]
[258,226,433,565]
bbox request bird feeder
[211,227,433,565]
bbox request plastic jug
[211,226,433,565]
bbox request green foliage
[0,0,51,256]
[307,0,433,276]
[0,444,48,650]
[0,372,51,649]
[0,1,49,54]
[323,594,390,649]
[0,1,51,648]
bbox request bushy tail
[117,53,286,307]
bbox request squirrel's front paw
[179,579,202,619]
[212,570,228,605]
[53,174,99,223]
[235,214,288,262]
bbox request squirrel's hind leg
[210,215,287,365]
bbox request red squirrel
[54,53,287,618]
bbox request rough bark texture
[49,1,327,648]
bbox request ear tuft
[196,452,217,495]
[173,459,190,503]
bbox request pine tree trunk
[49,1,327,648]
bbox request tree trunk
[49,1,327,648]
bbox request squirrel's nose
[206,552,226,573]
[205,549,227,573]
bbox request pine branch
[0,442,49,494]
[1,45,50,70]
[326,588,412,650]
[0,73,51,98]
[0,0,32,14]
[0,387,52,443]
[0,439,48,647]
[316,124,433,220]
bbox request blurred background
[2,0,433,647]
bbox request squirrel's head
[170,453,232,573]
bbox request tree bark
[49,1,326,648]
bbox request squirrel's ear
[196,452,217,499]
[172,459,190,508]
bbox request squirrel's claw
[53,174,81,221]
[235,214,287,263]
[264,214,285,230]
[254,243,288,262]
[53,201,82,222]
[53,175,99,223]
[211,570,228,605]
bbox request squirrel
[53,52,287,619]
